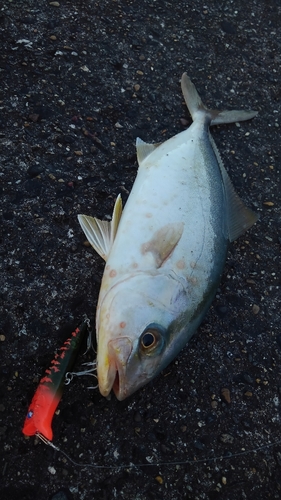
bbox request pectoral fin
[78,194,122,261]
[210,135,258,241]
[141,222,184,268]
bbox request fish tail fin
[181,73,258,125]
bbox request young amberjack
[78,74,258,400]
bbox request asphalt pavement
[0,1,280,499]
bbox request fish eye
[141,331,156,348]
[140,325,165,354]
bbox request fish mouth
[98,337,133,401]
[112,370,120,396]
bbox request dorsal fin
[136,137,161,164]
[78,194,122,261]
[209,134,258,241]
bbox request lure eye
[140,325,165,354]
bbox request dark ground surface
[0,1,281,499]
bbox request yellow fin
[141,222,184,268]
[78,194,122,261]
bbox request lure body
[22,322,87,441]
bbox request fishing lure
[22,321,88,441]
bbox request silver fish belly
[78,74,258,400]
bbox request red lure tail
[22,321,88,441]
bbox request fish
[22,322,87,441]
[78,73,258,401]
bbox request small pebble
[80,65,91,72]
[180,118,189,126]
[136,70,144,75]
[50,35,57,41]
[155,476,163,484]
[220,433,234,444]
[29,113,40,122]
[49,2,60,6]
[194,439,205,450]
[221,388,231,404]
[0,335,5,342]
[134,84,140,91]
[244,391,253,397]
[263,201,274,206]
[252,304,260,315]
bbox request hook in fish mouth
[98,337,133,401]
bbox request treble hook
[65,360,98,389]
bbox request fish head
[96,272,191,400]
